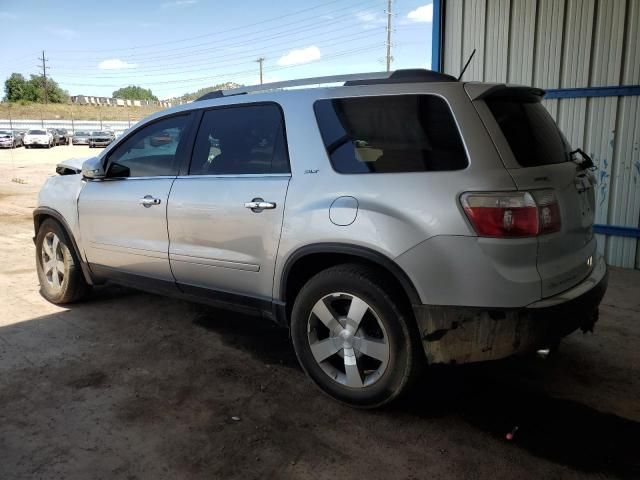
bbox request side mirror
[82,157,106,180]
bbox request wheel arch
[33,207,94,285]
[279,243,421,323]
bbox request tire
[290,264,423,408]
[35,218,90,304]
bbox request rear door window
[485,96,570,167]
[314,95,468,173]
[189,104,289,175]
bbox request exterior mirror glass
[82,157,106,179]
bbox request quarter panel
[396,235,541,307]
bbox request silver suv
[34,70,608,407]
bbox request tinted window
[189,104,289,175]
[107,114,189,178]
[314,95,467,174]
[486,96,569,167]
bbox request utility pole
[38,50,49,104]
[385,0,393,72]
[256,57,265,84]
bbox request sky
[0,0,434,100]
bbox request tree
[112,85,158,101]
[4,73,27,102]
[3,72,69,103]
[27,75,69,103]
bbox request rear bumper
[413,256,608,364]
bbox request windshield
[28,130,46,135]
[486,96,569,167]
[0,130,12,136]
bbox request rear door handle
[244,198,276,212]
[139,195,162,207]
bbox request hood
[55,156,94,175]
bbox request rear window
[314,95,468,174]
[486,96,569,167]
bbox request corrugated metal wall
[443,0,640,268]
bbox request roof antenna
[457,49,476,81]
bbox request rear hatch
[472,85,596,298]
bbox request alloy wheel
[41,232,65,292]
[307,293,390,388]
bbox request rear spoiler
[464,83,546,102]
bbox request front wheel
[36,219,90,304]
[291,264,422,408]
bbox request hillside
[0,102,165,121]
[0,82,245,121]
[170,82,243,102]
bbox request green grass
[0,102,166,121]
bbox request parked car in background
[0,130,22,148]
[13,130,25,146]
[56,129,69,145]
[23,129,54,148]
[72,131,91,145]
[33,69,608,408]
[47,129,60,146]
[88,131,115,148]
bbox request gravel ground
[1,145,639,479]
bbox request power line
[49,5,378,67]
[57,44,383,90]
[46,0,374,55]
[50,30,383,79]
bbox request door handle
[139,195,162,208]
[244,198,276,212]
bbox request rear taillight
[531,189,561,234]
[461,190,561,238]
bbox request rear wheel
[290,264,422,408]
[36,219,90,304]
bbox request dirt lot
[1,146,639,479]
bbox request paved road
[1,146,638,479]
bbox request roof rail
[195,69,456,101]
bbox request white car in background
[23,129,54,149]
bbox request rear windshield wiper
[570,148,595,171]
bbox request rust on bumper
[413,262,608,364]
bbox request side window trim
[104,111,196,179]
[186,101,291,177]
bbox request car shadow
[7,283,639,479]
[191,304,299,370]
[395,362,640,478]
[188,296,640,478]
